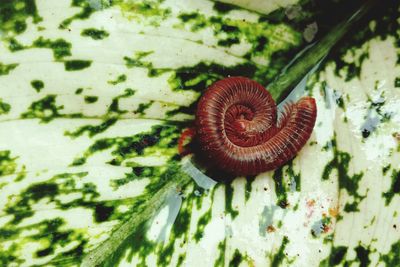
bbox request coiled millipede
[180,76,317,176]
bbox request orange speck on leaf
[329,206,339,217]
[307,199,316,207]
[267,225,276,233]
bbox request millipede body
[195,76,317,176]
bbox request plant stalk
[269,0,378,103]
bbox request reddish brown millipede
[179,76,317,176]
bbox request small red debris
[267,225,276,233]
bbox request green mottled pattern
[81,28,109,40]
[0,0,399,266]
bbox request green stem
[81,174,191,267]
[268,0,378,103]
